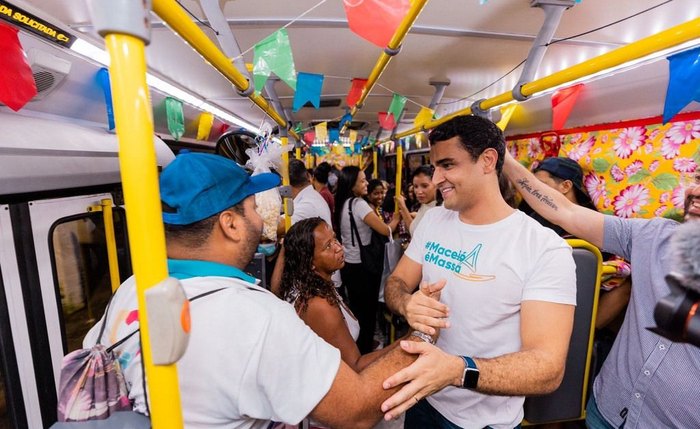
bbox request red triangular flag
[303,131,316,146]
[0,23,37,111]
[378,112,396,130]
[551,84,584,130]
[347,78,368,108]
[344,0,411,48]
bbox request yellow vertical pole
[100,199,121,293]
[295,147,301,160]
[395,142,403,214]
[105,33,183,429]
[282,137,292,232]
[373,149,378,180]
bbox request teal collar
[167,259,256,284]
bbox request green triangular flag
[165,97,185,141]
[388,93,407,123]
[253,29,297,94]
[293,122,303,134]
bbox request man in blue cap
[84,152,430,429]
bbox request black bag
[348,198,387,275]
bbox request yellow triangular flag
[349,130,358,144]
[496,104,518,131]
[315,122,328,142]
[196,112,214,141]
[413,106,435,128]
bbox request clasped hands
[381,279,464,420]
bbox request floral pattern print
[508,117,700,220]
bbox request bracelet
[410,330,435,345]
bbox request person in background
[335,166,401,353]
[382,115,576,428]
[366,179,387,216]
[396,165,439,236]
[405,184,419,212]
[502,154,700,428]
[312,162,335,225]
[82,152,432,429]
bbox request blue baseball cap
[160,152,280,225]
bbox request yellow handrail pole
[105,34,183,428]
[151,0,299,140]
[101,199,121,293]
[346,0,430,121]
[391,17,700,140]
[373,148,378,179]
[282,136,292,232]
[395,142,403,214]
[295,147,302,160]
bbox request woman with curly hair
[279,217,401,371]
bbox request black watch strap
[460,356,479,389]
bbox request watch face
[463,367,479,389]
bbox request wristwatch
[460,356,479,389]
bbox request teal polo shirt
[167,259,256,284]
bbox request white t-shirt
[291,185,340,287]
[404,207,576,429]
[409,200,437,236]
[84,270,341,429]
[339,198,373,264]
[292,185,332,226]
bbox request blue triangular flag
[293,72,324,112]
[339,112,352,128]
[97,68,115,130]
[329,128,340,143]
[663,46,700,124]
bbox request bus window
[49,209,131,353]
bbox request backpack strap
[348,197,363,248]
[105,287,226,354]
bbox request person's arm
[380,299,574,420]
[384,255,449,335]
[269,243,284,297]
[503,152,605,248]
[309,334,432,429]
[301,297,402,372]
[362,209,400,236]
[395,196,414,231]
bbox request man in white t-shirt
[288,159,333,226]
[382,116,577,429]
[83,152,430,429]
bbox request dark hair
[411,165,434,181]
[428,115,505,174]
[289,159,310,187]
[280,218,340,314]
[314,162,331,184]
[498,173,517,208]
[367,179,385,195]
[333,166,361,236]
[163,202,245,246]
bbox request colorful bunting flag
[315,122,328,142]
[303,130,316,146]
[329,128,340,143]
[343,0,410,48]
[253,29,297,94]
[220,123,230,134]
[413,106,434,128]
[165,97,185,141]
[387,93,407,124]
[293,72,324,112]
[496,104,518,131]
[663,46,700,124]
[96,68,115,130]
[0,23,37,111]
[196,112,214,141]
[340,112,353,129]
[346,78,368,108]
[349,130,358,144]
[378,112,396,130]
[551,84,584,130]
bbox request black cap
[535,157,596,209]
